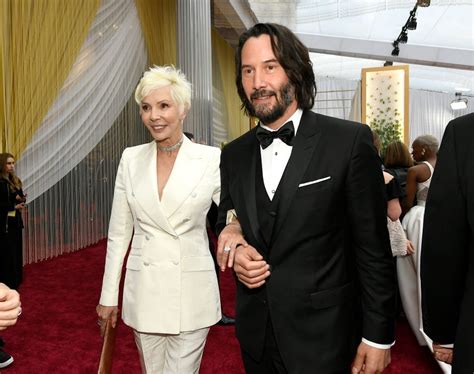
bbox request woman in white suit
[96,65,239,373]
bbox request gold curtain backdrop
[0,0,100,155]
[1,0,151,263]
[135,0,177,67]
[211,29,249,141]
[1,0,246,264]
[0,0,7,150]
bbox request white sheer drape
[211,47,229,148]
[14,0,151,263]
[409,89,473,144]
[313,77,359,120]
[17,0,147,202]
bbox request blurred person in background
[0,153,26,290]
[384,140,413,214]
[0,153,26,367]
[398,135,439,346]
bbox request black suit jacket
[421,113,474,374]
[217,110,396,373]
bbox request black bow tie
[255,121,295,149]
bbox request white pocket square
[299,176,331,188]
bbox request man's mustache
[250,89,275,100]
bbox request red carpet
[1,241,442,373]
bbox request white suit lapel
[160,136,207,218]
[130,141,175,235]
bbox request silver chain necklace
[157,136,184,153]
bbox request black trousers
[241,318,288,374]
[241,318,351,374]
[0,219,23,289]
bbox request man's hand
[433,343,453,364]
[217,223,248,271]
[96,304,119,337]
[233,245,270,288]
[406,240,415,255]
[352,342,391,374]
[0,283,21,331]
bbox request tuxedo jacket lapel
[272,111,322,242]
[239,131,268,252]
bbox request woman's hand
[217,223,248,272]
[433,344,453,364]
[16,194,27,203]
[15,203,26,211]
[96,304,119,337]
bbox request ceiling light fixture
[417,0,430,7]
[399,31,408,44]
[391,41,400,56]
[450,92,468,110]
[454,87,471,93]
[390,3,428,59]
[407,15,417,30]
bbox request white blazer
[99,137,221,334]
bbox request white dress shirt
[260,109,303,200]
[258,108,393,350]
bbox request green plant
[366,75,404,153]
[369,117,403,152]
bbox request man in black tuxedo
[421,113,474,374]
[216,23,396,374]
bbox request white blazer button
[145,236,150,240]
[173,235,179,240]
[191,192,197,198]
[143,262,149,266]
[173,261,179,265]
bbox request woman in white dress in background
[398,135,438,346]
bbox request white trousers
[134,327,210,374]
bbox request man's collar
[259,108,303,135]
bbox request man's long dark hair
[235,23,317,117]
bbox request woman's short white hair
[134,65,192,112]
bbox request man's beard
[248,82,295,124]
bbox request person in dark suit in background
[0,153,26,291]
[421,112,474,373]
[216,23,396,374]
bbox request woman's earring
[421,149,426,156]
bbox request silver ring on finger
[224,246,231,253]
